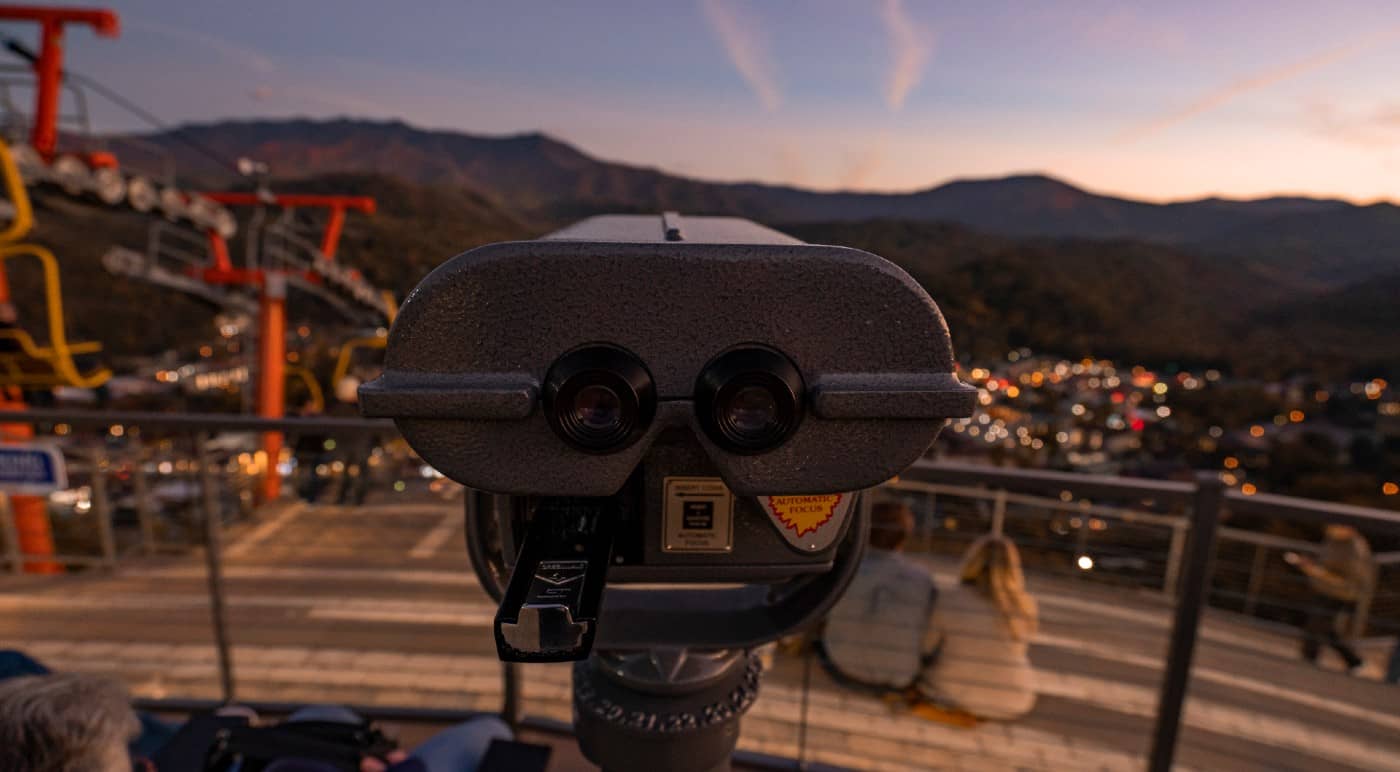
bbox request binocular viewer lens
[573,384,623,432]
[727,385,778,435]
[697,347,804,454]
[545,346,656,453]
[544,345,805,455]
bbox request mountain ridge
[126,118,1400,288]
[23,116,1375,377]
[19,168,1398,378]
[150,117,1376,207]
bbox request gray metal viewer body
[362,213,975,772]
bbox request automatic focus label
[663,476,734,553]
[760,493,855,552]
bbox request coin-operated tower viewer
[361,213,977,772]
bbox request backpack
[202,719,399,772]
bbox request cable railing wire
[1,409,1397,770]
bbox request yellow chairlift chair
[0,139,111,390]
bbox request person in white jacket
[823,501,939,691]
[922,534,1039,720]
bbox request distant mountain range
[14,117,1376,377]
[136,118,1400,287]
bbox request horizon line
[136,114,1398,209]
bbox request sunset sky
[23,0,1400,201]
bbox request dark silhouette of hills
[19,117,1379,377]
[133,118,1398,288]
[787,220,1400,377]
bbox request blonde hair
[959,534,1039,641]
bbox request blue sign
[0,444,66,494]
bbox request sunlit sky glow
[24,0,1400,201]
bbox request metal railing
[0,409,1397,771]
[891,460,1400,771]
[886,462,1399,639]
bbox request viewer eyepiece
[696,346,804,454]
[545,345,655,453]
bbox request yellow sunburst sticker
[764,494,843,537]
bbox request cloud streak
[1304,99,1400,148]
[701,0,781,110]
[125,23,392,118]
[879,0,934,111]
[1117,25,1400,143]
[127,19,277,75]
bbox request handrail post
[0,493,19,574]
[1075,507,1091,576]
[197,432,236,702]
[921,491,936,550]
[89,448,116,570]
[1149,474,1224,772]
[1163,521,1187,597]
[130,437,157,555]
[991,488,1007,537]
[1242,543,1268,616]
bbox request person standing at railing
[1285,524,1372,674]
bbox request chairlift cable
[2,37,245,178]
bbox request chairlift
[125,174,157,213]
[331,330,387,390]
[0,139,110,389]
[207,192,394,325]
[0,6,238,237]
[284,363,326,414]
[101,221,258,314]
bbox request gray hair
[0,673,139,772]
